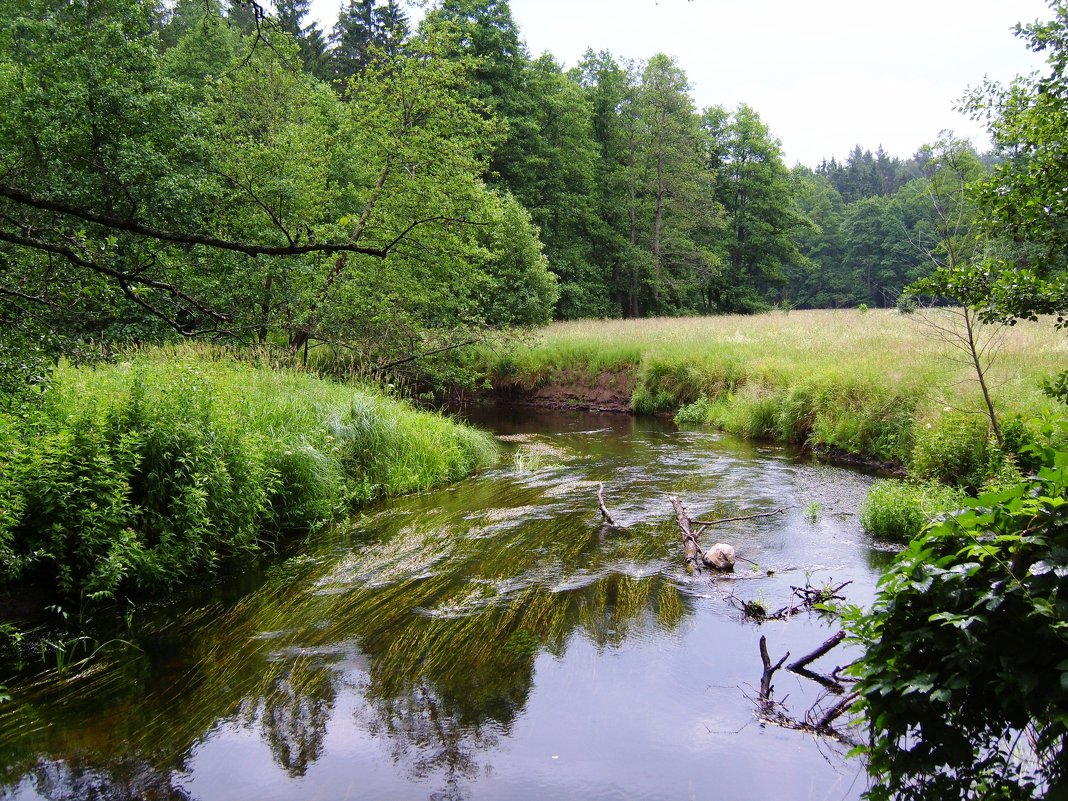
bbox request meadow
[477,308,1066,470]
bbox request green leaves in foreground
[852,424,1068,800]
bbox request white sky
[308,0,1053,167]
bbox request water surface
[0,408,889,801]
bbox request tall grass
[475,309,1065,465]
[0,350,498,606]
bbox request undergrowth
[0,352,497,608]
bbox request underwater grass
[0,349,498,607]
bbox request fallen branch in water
[751,635,860,743]
[814,690,861,730]
[597,483,618,527]
[668,496,738,572]
[692,507,791,530]
[759,634,789,708]
[788,630,846,672]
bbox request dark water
[0,408,892,801]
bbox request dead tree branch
[758,635,789,707]
[597,483,618,527]
[787,630,846,672]
[814,691,861,730]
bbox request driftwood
[669,496,795,573]
[668,496,742,572]
[753,633,859,742]
[597,483,618,527]
[787,630,846,672]
[693,508,790,527]
[758,635,789,708]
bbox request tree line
[1,0,1064,385]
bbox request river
[0,407,893,801]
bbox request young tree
[907,138,1006,446]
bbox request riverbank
[468,309,1064,472]
[0,349,498,615]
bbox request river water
[0,408,893,801]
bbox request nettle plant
[850,418,1068,800]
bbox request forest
[0,1,1067,800]
[0,0,1035,384]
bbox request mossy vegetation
[0,349,498,608]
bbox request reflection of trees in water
[0,471,693,799]
[344,567,686,800]
[247,655,337,778]
[357,678,501,801]
[9,756,190,801]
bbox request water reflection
[0,409,880,801]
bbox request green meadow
[477,308,1065,468]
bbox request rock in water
[703,543,736,571]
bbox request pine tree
[331,0,409,81]
[274,0,329,79]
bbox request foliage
[852,426,1068,799]
[860,479,967,541]
[0,350,497,607]
[910,412,992,490]
[0,0,557,385]
[703,103,808,312]
[957,1,1068,326]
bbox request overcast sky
[307,0,1052,167]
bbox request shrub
[910,412,990,490]
[0,353,498,606]
[674,396,714,425]
[851,428,1068,799]
[860,479,967,541]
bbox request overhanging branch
[0,184,392,258]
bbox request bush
[673,396,714,425]
[860,479,967,541]
[851,425,1068,799]
[910,412,990,490]
[0,353,498,606]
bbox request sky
[307,0,1053,167]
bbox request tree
[781,169,852,308]
[0,0,557,378]
[572,50,640,317]
[703,104,807,312]
[907,138,1006,446]
[274,0,330,79]
[331,0,409,81]
[960,1,1068,324]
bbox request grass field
[477,309,1066,465]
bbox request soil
[487,368,636,414]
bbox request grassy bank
[0,349,498,609]
[475,309,1064,465]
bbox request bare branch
[597,483,618,527]
[0,184,390,258]
[787,630,846,672]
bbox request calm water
[0,408,892,801]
